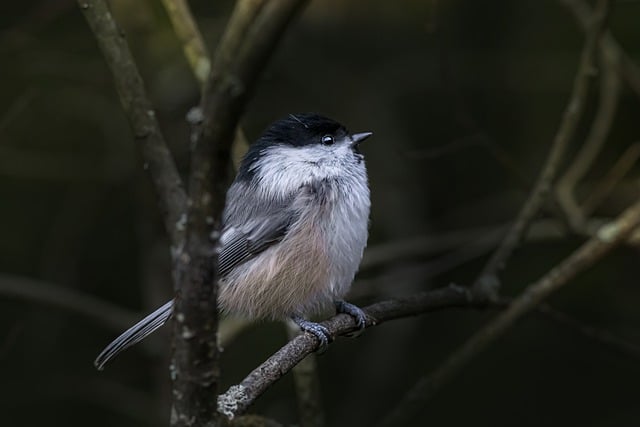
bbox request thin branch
[0,274,139,332]
[171,1,308,425]
[473,0,610,296]
[378,180,640,427]
[559,0,640,98]
[217,285,484,418]
[159,0,250,166]
[535,303,640,360]
[160,0,211,86]
[556,44,621,230]
[77,0,188,249]
[583,142,640,215]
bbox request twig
[171,1,308,425]
[159,0,250,166]
[216,285,484,418]
[536,303,640,360]
[0,273,139,332]
[583,142,640,215]
[378,195,640,427]
[77,0,188,249]
[556,47,621,230]
[160,0,210,86]
[558,0,640,99]
[286,322,325,427]
[474,0,611,296]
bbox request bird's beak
[351,132,373,145]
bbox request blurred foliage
[1,0,640,426]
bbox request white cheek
[253,145,359,198]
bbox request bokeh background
[1,0,640,426]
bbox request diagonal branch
[170,1,308,425]
[0,274,139,332]
[217,285,485,418]
[555,48,620,230]
[160,0,211,86]
[473,0,611,297]
[558,0,640,98]
[377,194,640,427]
[77,0,188,249]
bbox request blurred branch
[559,0,640,98]
[535,303,640,360]
[77,0,188,249]
[159,0,250,166]
[171,1,308,425]
[286,322,325,427]
[378,195,640,427]
[0,88,37,135]
[0,274,139,332]
[583,142,640,216]
[556,48,621,231]
[473,0,610,297]
[217,285,484,418]
[160,0,210,85]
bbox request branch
[77,0,188,249]
[583,142,640,215]
[558,0,640,98]
[217,285,484,418]
[0,274,139,332]
[535,303,640,360]
[378,194,640,427]
[160,0,211,86]
[170,1,308,425]
[556,48,620,230]
[473,0,611,296]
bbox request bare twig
[286,322,325,427]
[556,48,621,230]
[474,0,611,296]
[159,0,250,166]
[583,142,640,215]
[559,0,640,98]
[378,196,640,427]
[536,303,640,360]
[0,274,139,332]
[171,1,308,425]
[217,285,484,418]
[160,0,211,85]
[77,0,188,249]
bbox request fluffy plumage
[94,113,371,369]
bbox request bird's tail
[94,300,174,370]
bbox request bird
[95,112,372,370]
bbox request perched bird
[95,113,372,369]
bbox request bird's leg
[291,314,332,353]
[334,300,367,329]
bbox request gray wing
[218,181,297,277]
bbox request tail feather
[94,300,174,370]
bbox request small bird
[95,113,372,369]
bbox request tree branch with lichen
[170,1,308,426]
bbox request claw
[291,315,332,353]
[335,300,367,329]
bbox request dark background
[1,0,640,426]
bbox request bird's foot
[291,315,332,353]
[335,300,367,330]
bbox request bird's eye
[321,135,334,145]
